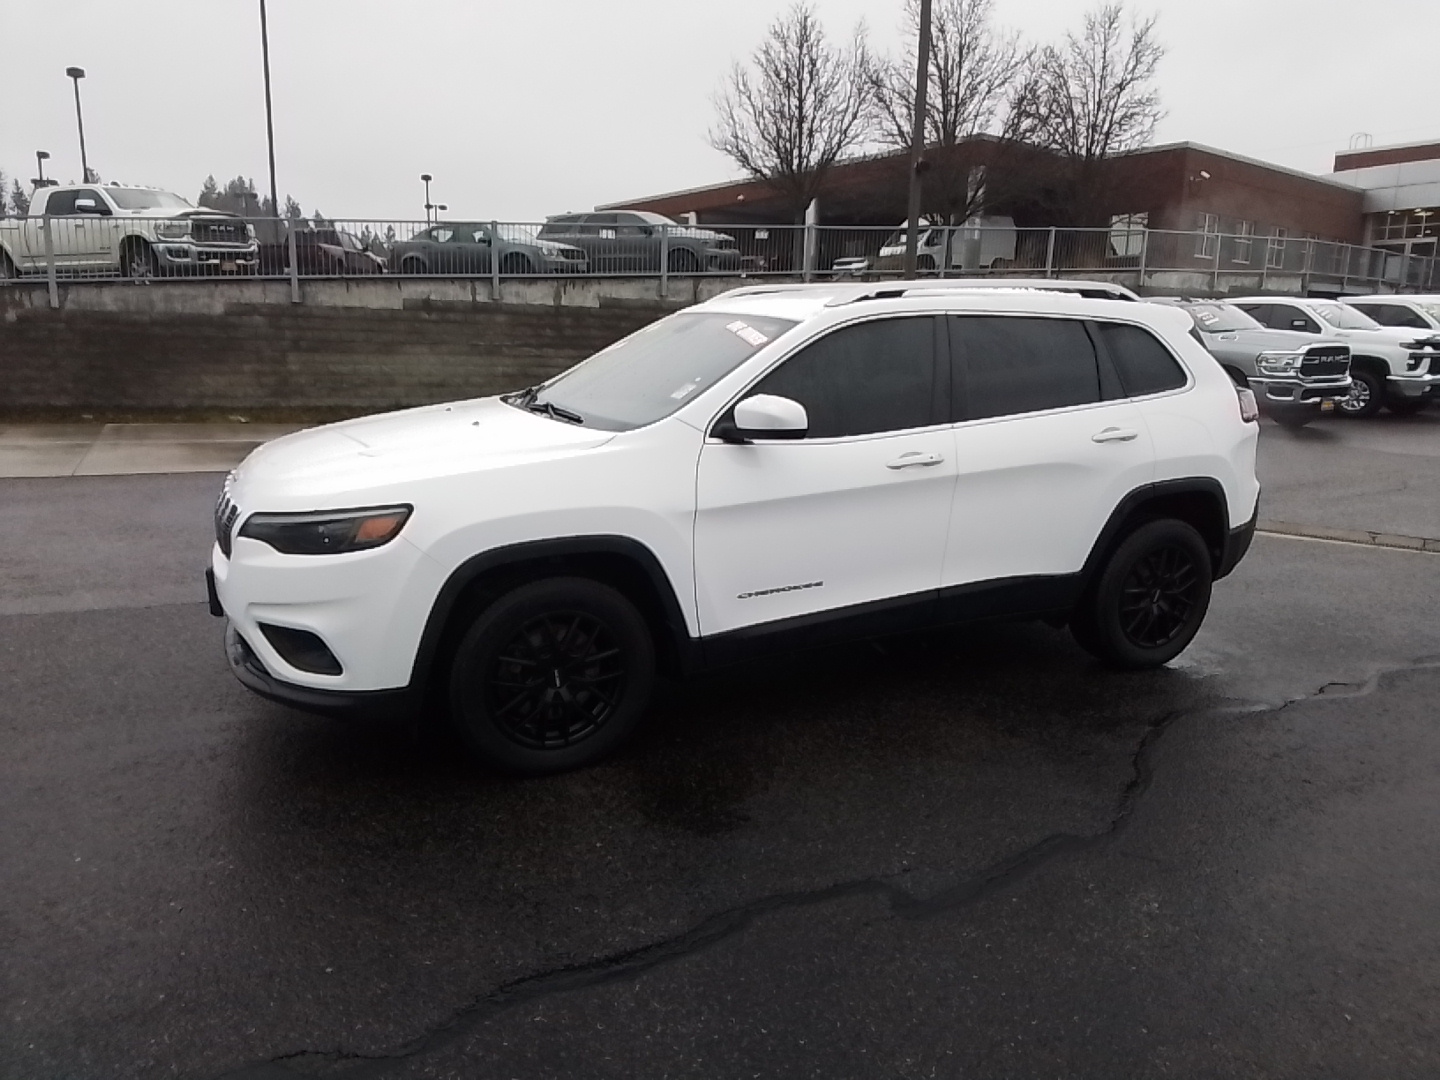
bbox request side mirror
[74,198,97,212]
[721,394,808,442]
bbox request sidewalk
[0,423,302,478]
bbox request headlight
[1256,350,1303,375]
[156,222,191,240]
[238,505,412,555]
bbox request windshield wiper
[502,383,583,424]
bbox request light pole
[258,0,279,220]
[35,150,50,186]
[65,67,90,184]
[421,173,433,224]
[434,203,447,221]
[902,0,932,279]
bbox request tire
[399,256,426,276]
[1071,519,1213,669]
[1385,395,1430,416]
[666,248,700,274]
[1338,366,1385,418]
[121,239,157,280]
[500,252,531,276]
[448,577,656,775]
[0,251,15,280]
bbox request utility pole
[259,0,280,220]
[65,67,90,183]
[902,0,932,280]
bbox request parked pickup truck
[1230,295,1440,418]
[0,184,259,279]
[1151,298,1352,429]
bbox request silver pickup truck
[1151,298,1352,429]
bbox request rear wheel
[448,577,656,774]
[399,256,427,275]
[1071,519,1213,669]
[0,251,15,280]
[1339,366,1385,418]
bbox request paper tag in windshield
[670,380,701,400]
[726,320,770,347]
[1196,310,1217,324]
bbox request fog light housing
[257,623,343,676]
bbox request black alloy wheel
[1339,367,1385,418]
[1117,545,1202,649]
[485,610,626,750]
[1071,518,1213,669]
[448,577,656,774]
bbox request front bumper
[1250,375,1352,406]
[1386,369,1440,397]
[156,241,260,271]
[225,622,414,719]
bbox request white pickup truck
[0,184,258,279]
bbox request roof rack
[827,278,1141,306]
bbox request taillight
[1236,386,1259,423]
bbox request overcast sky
[2,0,1434,223]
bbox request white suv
[209,282,1260,773]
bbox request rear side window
[951,316,1099,421]
[1096,323,1188,396]
[751,316,939,438]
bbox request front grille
[1300,345,1349,377]
[1409,352,1440,375]
[191,218,249,245]
[215,492,239,557]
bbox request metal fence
[3,215,1436,298]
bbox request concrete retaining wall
[0,291,675,414]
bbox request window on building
[1266,228,1288,270]
[1195,213,1219,259]
[1233,220,1254,264]
[1109,213,1148,258]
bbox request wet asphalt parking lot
[3,411,1440,1079]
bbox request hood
[1204,326,1322,351]
[230,397,614,508]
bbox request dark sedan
[388,223,587,275]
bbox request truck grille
[1408,352,1440,375]
[1300,345,1349,377]
[192,218,249,245]
[215,492,240,557]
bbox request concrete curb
[1258,520,1440,554]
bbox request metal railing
[2,216,1435,301]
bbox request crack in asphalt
[214,656,1440,1079]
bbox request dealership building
[606,137,1439,292]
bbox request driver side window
[747,317,941,438]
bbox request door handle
[1091,427,1139,443]
[886,451,945,469]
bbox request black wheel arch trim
[407,535,698,693]
[1079,477,1247,583]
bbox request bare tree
[710,4,873,223]
[1007,2,1164,223]
[870,0,1031,224]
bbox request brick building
[606,138,1366,253]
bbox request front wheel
[1071,519,1213,669]
[1338,367,1385,418]
[448,577,656,774]
[499,252,531,276]
[121,240,157,280]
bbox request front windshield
[106,189,194,210]
[1185,303,1259,333]
[528,312,797,431]
[1316,303,1380,330]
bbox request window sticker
[1195,309,1218,324]
[726,320,771,347]
[670,380,701,400]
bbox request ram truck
[0,184,258,279]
